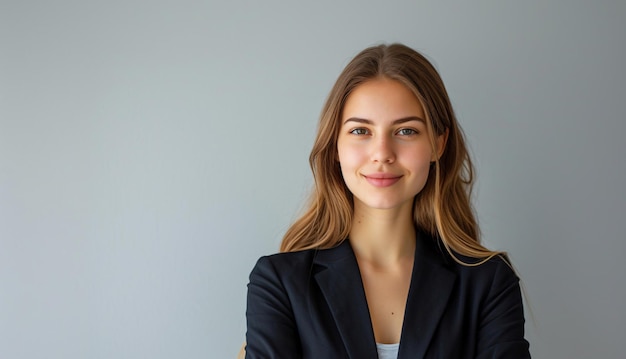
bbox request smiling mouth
[363,174,402,188]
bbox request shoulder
[445,251,523,314]
[249,243,343,283]
[454,254,520,292]
[252,239,352,272]
[419,233,520,291]
[251,247,317,275]
[246,244,347,313]
[452,241,519,283]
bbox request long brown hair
[280,43,500,264]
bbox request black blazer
[245,231,530,358]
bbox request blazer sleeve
[245,256,302,359]
[475,258,531,359]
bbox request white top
[376,342,399,359]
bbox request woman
[244,43,530,358]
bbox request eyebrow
[343,116,425,125]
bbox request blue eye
[397,128,418,136]
[350,128,369,135]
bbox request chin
[357,198,414,212]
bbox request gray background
[1,0,624,358]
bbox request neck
[349,201,416,267]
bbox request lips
[363,173,402,188]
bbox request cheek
[403,140,431,158]
[338,155,358,181]
[337,146,365,190]
[337,143,363,169]
[404,148,435,177]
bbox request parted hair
[280,43,500,264]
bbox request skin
[337,77,446,344]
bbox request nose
[370,135,395,163]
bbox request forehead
[342,78,425,123]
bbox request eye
[397,128,418,136]
[349,128,369,135]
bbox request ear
[432,128,449,161]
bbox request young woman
[243,43,530,358]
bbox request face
[337,78,445,213]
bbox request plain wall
[1,0,625,358]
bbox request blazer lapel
[398,233,457,358]
[313,241,378,359]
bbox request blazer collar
[398,233,457,358]
[313,240,378,358]
[313,232,457,359]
